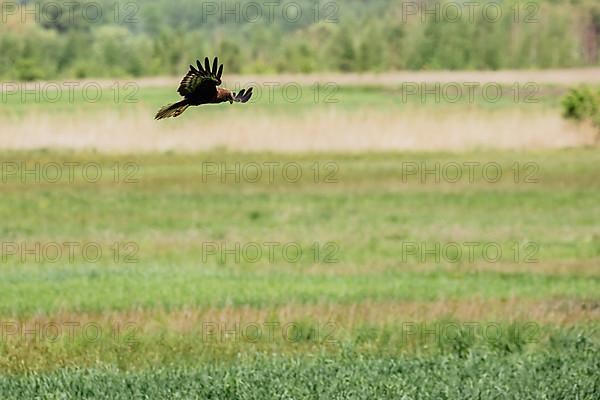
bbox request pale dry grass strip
[10,298,600,334]
[4,69,600,90]
[0,108,595,152]
[222,68,600,88]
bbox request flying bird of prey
[155,57,253,120]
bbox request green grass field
[0,146,599,396]
[0,82,565,115]
[0,79,599,397]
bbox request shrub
[562,86,600,129]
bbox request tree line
[1,0,599,80]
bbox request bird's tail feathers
[155,100,190,120]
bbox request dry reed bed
[0,108,596,152]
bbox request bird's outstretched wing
[232,88,254,103]
[178,57,224,97]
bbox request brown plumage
[155,57,253,120]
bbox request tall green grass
[1,340,598,399]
